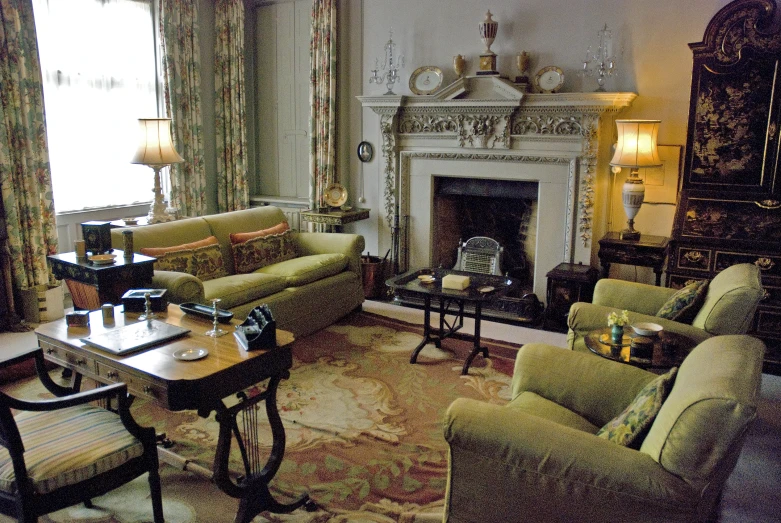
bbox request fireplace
[432,177,537,292]
[359,79,635,310]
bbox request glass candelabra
[369,29,404,95]
[205,298,227,337]
[581,24,618,92]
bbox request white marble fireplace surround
[359,77,635,300]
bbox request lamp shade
[610,120,662,168]
[130,118,184,166]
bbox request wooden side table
[597,232,669,286]
[544,262,599,332]
[300,208,370,232]
[47,250,156,310]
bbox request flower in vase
[607,310,630,327]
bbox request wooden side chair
[0,348,163,522]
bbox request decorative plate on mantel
[409,66,444,95]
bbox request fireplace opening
[432,177,538,296]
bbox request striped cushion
[0,405,144,495]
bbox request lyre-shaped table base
[212,373,317,523]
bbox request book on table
[81,320,190,355]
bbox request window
[32,0,161,213]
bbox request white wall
[347,0,750,284]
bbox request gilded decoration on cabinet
[755,257,776,271]
[756,199,781,209]
[682,199,781,241]
[691,64,774,186]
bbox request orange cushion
[140,236,228,281]
[229,222,290,244]
[140,236,219,257]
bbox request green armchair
[567,263,764,352]
[442,335,765,522]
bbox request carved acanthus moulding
[358,90,635,246]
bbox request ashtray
[478,286,495,293]
[123,218,138,226]
[173,347,208,361]
[88,254,116,265]
[417,275,435,284]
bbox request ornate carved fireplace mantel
[359,77,635,299]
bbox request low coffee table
[584,327,696,370]
[386,268,518,375]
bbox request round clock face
[535,66,564,93]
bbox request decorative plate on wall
[323,183,348,207]
[409,66,444,95]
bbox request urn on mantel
[478,11,499,76]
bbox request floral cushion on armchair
[656,279,709,323]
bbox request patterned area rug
[4,310,525,523]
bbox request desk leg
[211,375,315,522]
[462,302,488,375]
[410,295,434,364]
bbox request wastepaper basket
[20,284,64,323]
[361,256,385,299]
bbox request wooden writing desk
[35,304,313,521]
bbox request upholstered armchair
[442,335,765,522]
[0,348,163,522]
[567,263,764,353]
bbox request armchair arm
[444,399,697,523]
[294,232,365,277]
[511,343,656,425]
[151,270,204,303]
[593,278,676,314]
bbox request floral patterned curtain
[159,0,207,217]
[214,0,249,212]
[309,0,337,210]
[0,0,58,294]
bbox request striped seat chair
[0,348,163,522]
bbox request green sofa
[443,335,765,522]
[567,263,764,353]
[110,206,365,337]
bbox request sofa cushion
[191,242,229,281]
[596,367,677,448]
[656,279,709,323]
[151,249,193,274]
[141,236,228,282]
[232,230,298,274]
[202,273,287,309]
[256,253,349,287]
[229,221,289,244]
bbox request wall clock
[409,66,444,95]
[534,66,565,94]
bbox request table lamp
[609,119,662,241]
[131,118,184,224]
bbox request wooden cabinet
[669,0,781,374]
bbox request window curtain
[309,0,336,210]
[214,0,249,212]
[0,0,58,294]
[159,0,207,217]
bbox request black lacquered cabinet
[668,0,781,373]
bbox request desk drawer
[95,361,168,405]
[40,341,95,374]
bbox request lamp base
[620,229,641,241]
[148,165,175,224]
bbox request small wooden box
[544,262,599,333]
